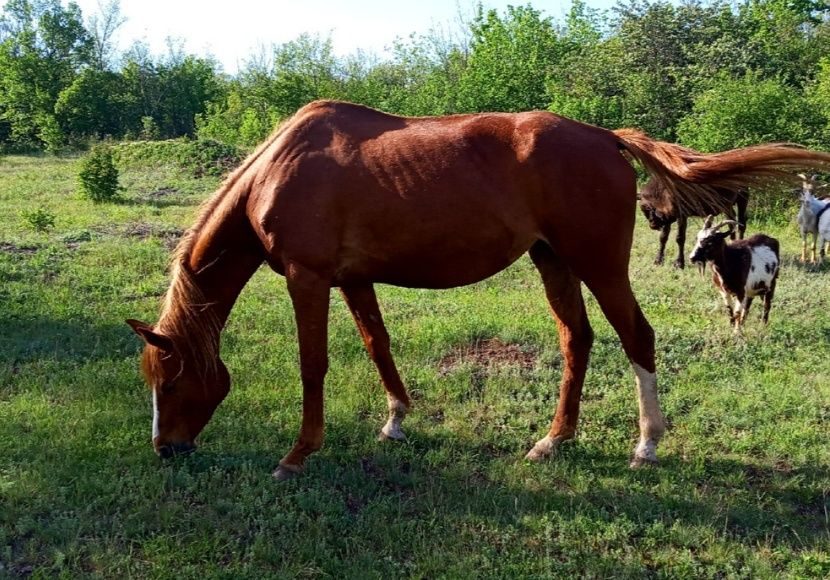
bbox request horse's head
[126,319,230,458]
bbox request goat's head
[689,215,736,271]
[797,173,824,203]
[638,180,677,230]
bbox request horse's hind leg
[273,264,331,481]
[525,241,594,461]
[341,284,411,441]
[582,275,666,468]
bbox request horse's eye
[159,381,175,395]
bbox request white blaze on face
[152,388,160,441]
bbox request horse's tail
[612,128,830,215]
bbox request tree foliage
[0,0,829,152]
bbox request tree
[457,5,564,112]
[0,0,91,146]
[677,72,821,151]
[86,0,125,71]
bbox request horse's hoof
[672,260,685,269]
[524,435,563,462]
[272,464,302,482]
[377,429,406,442]
[629,455,659,469]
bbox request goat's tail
[612,128,830,215]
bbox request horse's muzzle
[155,440,196,459]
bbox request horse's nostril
[157,444,174,459]
[155,441,195,459]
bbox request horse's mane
[148,121,290,380]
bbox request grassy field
[1,152,829,578]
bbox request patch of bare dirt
[147,186,179,197]
[438,338,537,375]
[121,222,184,250]
[0,241,38,255]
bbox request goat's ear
[797,173,807,181]
[126,319,174,352]
[703,215,715,228]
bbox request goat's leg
[736,195,748,240]
[719,289,735,324]
[736,296,753,331]
[525,241,593,461]
[673,216,687,269]
[811,233,818,263]
[762,282,776,324]
[655,224,671,265]
[340,284,411,441]
[801,233,808,263]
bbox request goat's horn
[712,220,738,231]
[703,215,715,228]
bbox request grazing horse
[639,177,749,269]
[126,100,830,480]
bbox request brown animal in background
[126,101,830,480]
[639,178,748,268]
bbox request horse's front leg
[340,284,411,441]
[274,264,331,481]
[525,242,594,461]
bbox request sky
[64,0,622,73]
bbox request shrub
[78,145,120,202]
[178,139,242,177]
[20,207,56,232]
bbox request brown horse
[127,100,830,480]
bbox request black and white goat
[689,216,780,330]
[796,173,830,263]
[639,177,748,269]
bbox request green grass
[1,153,829,578]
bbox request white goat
[796,173,830,263]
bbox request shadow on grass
[0,313,139,364]
[3,397,827,577]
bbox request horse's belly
[334,231,535,289]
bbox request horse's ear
[703,215,715,228]
[126,319,174,352]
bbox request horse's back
[248,101,635,287]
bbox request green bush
[78,145,120,202]
[20,207,56,232]
[178,139,242,177]
[677,72,822,152]
[111,138,242,178]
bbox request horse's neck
[161,195,263,338]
